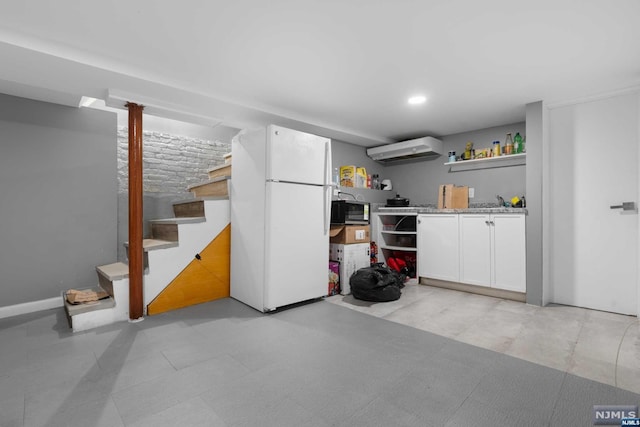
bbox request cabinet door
[492,214,526,292]
[459,214,492,287]
[417,214,459,281]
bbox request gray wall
[0,94,117,307]
[332,123,527,207]
[381,122,527,205]
[331,139,391,205]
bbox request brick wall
[117,127,231,196]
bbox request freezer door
[267,125,331,186]
[264,181,329,310]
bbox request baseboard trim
[0,296,63,320]
[420,277,526,302]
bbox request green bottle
[514,132,524,154]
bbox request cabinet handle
[490,220,495,225]
[485,220,490,225]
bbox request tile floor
[0,286,638,427]
[327,283,640,394]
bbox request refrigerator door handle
[323,141,332,235]
[324,141,330,187]
[324,185,331,235]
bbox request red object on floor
[387,257,400,271]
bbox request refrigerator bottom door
[264,182,328,310]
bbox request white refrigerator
[230,125,332,312]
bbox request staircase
[64,158,232,332]
[187,161,231,198]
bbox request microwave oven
[331,200,370,225]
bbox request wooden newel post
[126,102,144,320]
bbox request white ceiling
[0,0,639,146]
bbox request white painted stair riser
[70,277,130,332]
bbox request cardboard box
[329,243,370,295]
[340,165,356,187]
[328,261,340,296]
[329,225,370,244]
[437,184,469,209]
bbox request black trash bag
[349,264,405,302]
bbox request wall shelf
[445,153,526,172]
[379,245,417,252]
[381,230,415,235]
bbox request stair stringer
[142,199,230,310]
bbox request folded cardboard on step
[437,184,469,209]
[65,288,109,305]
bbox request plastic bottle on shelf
[492,140,501,157]
[504,133,514,155]
[514,132,523,154]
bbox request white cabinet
[459,214,492,287]
[459,214,526,292]
[418,213,526,293]
[417,214,459,282]
[372,213,417,280]
[492,215,526,292]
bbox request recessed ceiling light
[408,95,427,105]
[79,96,98,107]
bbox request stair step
[124,239,179,252]
[150,217,206,225]
[150,217,205,242]
[188,176,230,198]
[63,289,115,317]
[207,163,231,179]
[63,287,124,333]
[96,262,129,297]
[123,240,176,272]
[173,199,205,218]
[172,198,228,217]
[223,152,232,164]
[97,262,129,281]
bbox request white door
[548,92,639,315]
[264,182,328,310]
[267,125,330,185]
[492,215,526,293]
[417,214,460,282]
[459,214,492,287]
